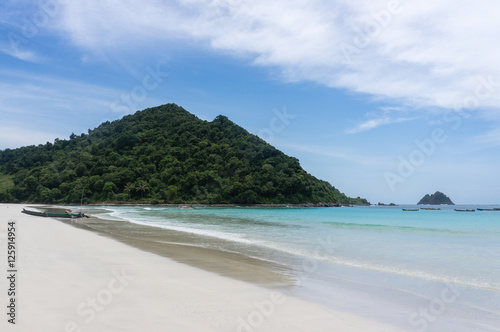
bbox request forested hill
[0,104,368,205]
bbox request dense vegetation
[0,104,368,205]
[417,191,454,205]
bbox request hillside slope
[0,104,368,205]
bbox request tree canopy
[0,104,369,205]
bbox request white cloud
[0,70,122,112]
[0,69,149,148]
[346,115,417,134]
[471,128,500,149]
[54,0,500,113]
[0,45,40,62]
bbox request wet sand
[43,205,296,287]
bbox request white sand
[0,204,409,331]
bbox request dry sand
[0,204,408,331]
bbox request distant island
[0,104,369,206]
[417,191,454,205]
[378,202,398,206]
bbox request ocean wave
[107,210,256,245]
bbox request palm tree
[124,183,134,199]
[135,182,149,199]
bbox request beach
[0,204,409,332]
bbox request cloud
[0,45,40,62]
[471,128,500,149]
[53,0,500,112]
[0,65,173,148]
[346,115,416,134]
[0,69,122,112]
[0,69,146,148]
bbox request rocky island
[417,191,454,205]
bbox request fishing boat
[402,209,420,211]
[477,208,500,211]
[22,208,88,218]
[454,209,475,212]
[421,208,441,210]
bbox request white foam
[109,210,256,245]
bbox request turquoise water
[92,205,500,331]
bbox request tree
[166,185,178,202]
[124,183,135,199]
[234,190,259,204]
[103,182,117,200]
[135,181,149,199]
[40,188,53,203]
[24,176,39,194]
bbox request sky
[1,0,500,204]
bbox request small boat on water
[421,208,441,210]
[402,209,420,211]
[22,208,88,219]
[477,208,500,211]
[454,209,475,212]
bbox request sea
[77,204,499,331]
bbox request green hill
[417,191,454,205]
[0,104,368,205]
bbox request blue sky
[1,0,500,204]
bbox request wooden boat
[477,208,500,211]
[402,209,419,211]
[421,208,441,210]
[454,209,475,212]
[22,208,87,218]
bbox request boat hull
[22,209,86,218]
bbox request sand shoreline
[32,205,296,287]
[1,204,408,331]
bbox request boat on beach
[22,208,88,218]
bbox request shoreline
[12,200,371,207]
[79,202,356,207]
[31,204,296,287]
[0,203,408,331]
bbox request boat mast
[80,188,84,214]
